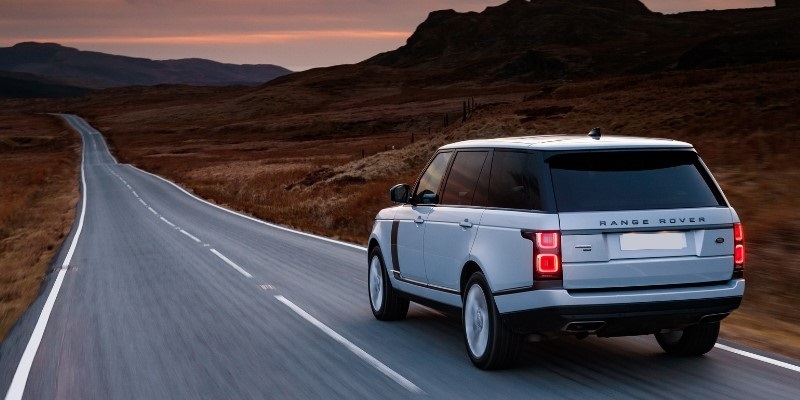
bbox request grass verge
[0,110,79,340]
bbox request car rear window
[548,151,725,212]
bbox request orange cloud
[20,30,411,46]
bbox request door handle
[414,216,425,224]
[459,219,473,228]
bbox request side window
[488,151,542,210]
[412,151,452,204]
[472,151,493,207]
[441,151,489,205]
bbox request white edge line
[715,343,800,373]
[274,295,423,394]
[147,207,158,215]
[209,249,253,278]
[127,165,367,252]
[179,229,201,243]
[4,115,89,400]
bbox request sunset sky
[1,0,775,71]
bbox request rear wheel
[655,322,720,356]
[462,272,520,369]
[368,246,409,321]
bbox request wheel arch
[368,237,380,255]
[460,261,484,294]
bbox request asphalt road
[1,114,799,399]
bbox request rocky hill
[0,42,291,90]
[363,0,799,83]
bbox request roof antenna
[588,127,602,140]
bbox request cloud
[16,30,411,45]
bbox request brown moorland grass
[0,109,79,340]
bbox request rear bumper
[495,279,744,336]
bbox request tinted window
[472,151,492,207]
[488,151,542,210]
[413,151,452,204]
[441,151,489,205]
[548,151,725,212]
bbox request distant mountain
[0,42,291,90]
[363,0,800,83]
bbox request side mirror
[389,184,410,204]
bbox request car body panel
[423,206,485,290]
[470,210,560,292]
[440,135,693,151]
[558,207,737,289]
[493,279,745,314]
[393,205,431,282]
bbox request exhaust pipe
[699,313,729,324]
[562,321,606,333]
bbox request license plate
[620,232,687,251]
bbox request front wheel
[462,272,520,369]
[655,322,720,356]
[368,246,409,321]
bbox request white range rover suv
[367,130,745,369]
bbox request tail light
[733,223,745,278]
[522,231,562,280]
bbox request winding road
[0,114,798,399]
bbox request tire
[462,272,521,369]
[368,246,409,321]
[655,321,720,356]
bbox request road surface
[1,114,798,399]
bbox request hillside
[365,0,800,82]
[0,42,291,89]
[0,70,92,98]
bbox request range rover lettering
[367,130,745,369]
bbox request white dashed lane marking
[159,217,176,227]
[210,249,252,278]
[179,229,201,243]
